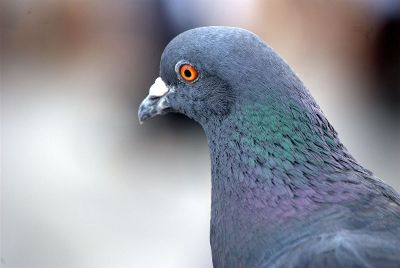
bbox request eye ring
[179,64,198,82]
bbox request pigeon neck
[204,99,373,267]
[204,101,367,205]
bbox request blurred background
[1,0,400,267]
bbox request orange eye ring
[179,64,198,82]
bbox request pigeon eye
[179,64,198,82]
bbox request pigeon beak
[138,77,171,124]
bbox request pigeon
[138,26,400,268]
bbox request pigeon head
[138,26,311,128]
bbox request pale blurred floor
[1,57,212,268]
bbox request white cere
[148,77,168,97]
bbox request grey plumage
[138,26,400,268]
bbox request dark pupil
[184,69,192,78]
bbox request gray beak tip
[138,100,152,124]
